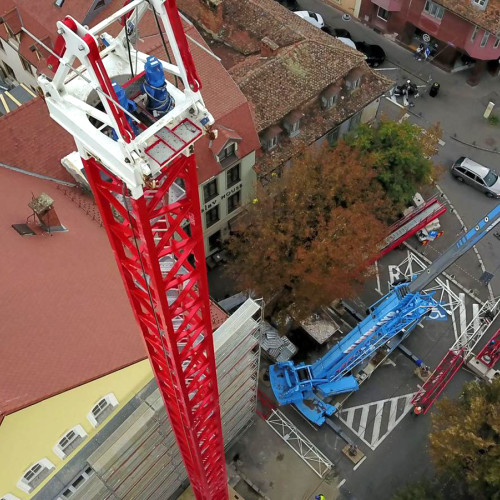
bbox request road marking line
[338,479,346,488]
[370,402,384,444]
[353,456,367,470]
[345,407,355,429]
[358,406,369,438]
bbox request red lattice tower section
[411,347,466,414]
[83,155,227,500]
[476,328,500,368]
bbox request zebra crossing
[336,393,415,451]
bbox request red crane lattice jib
[411,347,466,414]
[83,155,228,500]
[476,329,500,368]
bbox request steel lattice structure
[38,1,229,498]
[84,155,227,498]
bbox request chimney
[28,193,67,233]
[261,37,279,58]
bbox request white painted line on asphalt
[338,479,346,488]
[370,402,384,445]
[345,407,355,429]
[353,456,367,471]
[438,139,445,146]
[358,406,369,438]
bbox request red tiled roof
[435,0,500,35]
[0,12,259,186]
[0,98,75,183]
[0,168,228,419]
[0,1,121,69]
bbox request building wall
[33,299,262,500]
[360,0,500,62]
[0,360,152,499]
[331,0,362,18]
[0,36,38,89]
[199,151,256,256]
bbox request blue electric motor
[111,81,140,139]
[143,55,175,117]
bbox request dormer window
[472,0,488,8]
[283,111,303,138]
[345,68,364,92]
[261,125,282,152]
[219,142,236,162]
[321,83,341,109]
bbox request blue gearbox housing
[142,55,175,117]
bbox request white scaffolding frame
[266,410,333,478]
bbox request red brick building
[360,0,500,82]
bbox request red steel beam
[411,347,466,414]
[83,155,228,500]
[476,328,500,368]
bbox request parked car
[294,11,324,29]
[354,41,386,67]
[336,37,356,49]
[322,26,352,39]
[451,156,500,198]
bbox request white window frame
[268,135,278,150]
[218,142,237,162]
[494,37,500,48]
[377,7,390,21]
[17,459,55,493]
[288,120,300,137]
[350,78,361,90]
[53,425,87,459]
[324,94,337,108]
[481,31,490,47]
[424,0,444,19]
[472,0,488,7]
[471,25,479,41]
[87,393,118,428]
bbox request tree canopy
[347,119,442,207]
[429,378,500,499]
[392,378,500,500]
[226,142,390,320]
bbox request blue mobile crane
[270,204,500,425]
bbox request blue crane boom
[270,203,500,425]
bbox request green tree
[347,120,442,207]
[226,142,390,320]
[429,378,500,500]
[392,479,445,500]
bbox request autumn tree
[226,142,391,320]
[347,120,442,207]
[429,377,500,500]
[392,378,500,500]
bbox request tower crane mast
[39,1,228,498]
[271,204,500,425]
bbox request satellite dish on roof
[342,14,351,21]
[423,33,431,42]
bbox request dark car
[322,26,352,39]
[354,41,386,67]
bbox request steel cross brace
[84,155,228,500]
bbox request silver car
[451,157,500,198]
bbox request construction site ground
[227,417,339,500]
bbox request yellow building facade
[328,0,362,18]
[0,360,153,499]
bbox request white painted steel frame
[266,410,333,478]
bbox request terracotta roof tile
[435,0,500,35]
[0,169,228,419]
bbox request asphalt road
[269,2,500,498]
